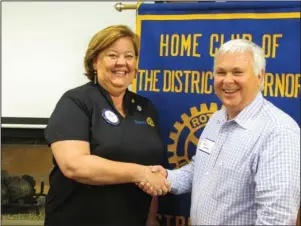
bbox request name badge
[101,109,120,126]
[198,138,215,154]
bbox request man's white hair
[213,39,266,91]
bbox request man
[139,39,300,225]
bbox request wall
[2,2,137,121]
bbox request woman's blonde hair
[84,25,139,81]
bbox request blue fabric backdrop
[135,2,300,225]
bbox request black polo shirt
[44,82,165,226]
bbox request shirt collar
[222,92,264,129]
[95,82,131,113]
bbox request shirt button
[219,162,223,167]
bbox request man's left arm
[255,127,300,225]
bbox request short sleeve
[45,91,91,145]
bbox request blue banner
[135,2,300,225]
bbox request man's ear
[258,69,264,85]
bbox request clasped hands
[136,165,170,196]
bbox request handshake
[136,165,171,196]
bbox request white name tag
[198,138,215,154]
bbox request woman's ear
[92,59,97,70]
[134,68,138,79]
[92,54,99,69]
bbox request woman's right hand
[137,166,170,196]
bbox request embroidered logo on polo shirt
[134,120,147,125]
[133,117,155,127]
[146,117,155,127]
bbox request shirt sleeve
[166,111,219,195]
[255,126,300,225]
[45,91,91,145]
[166,156,195,195]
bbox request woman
[44,25,169,226]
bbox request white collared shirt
[168,92,300,225]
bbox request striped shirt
[167,92,300,225]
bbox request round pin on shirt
[101,109,120,126]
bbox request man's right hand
[136,165,170,196]
[150,165,168,177]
